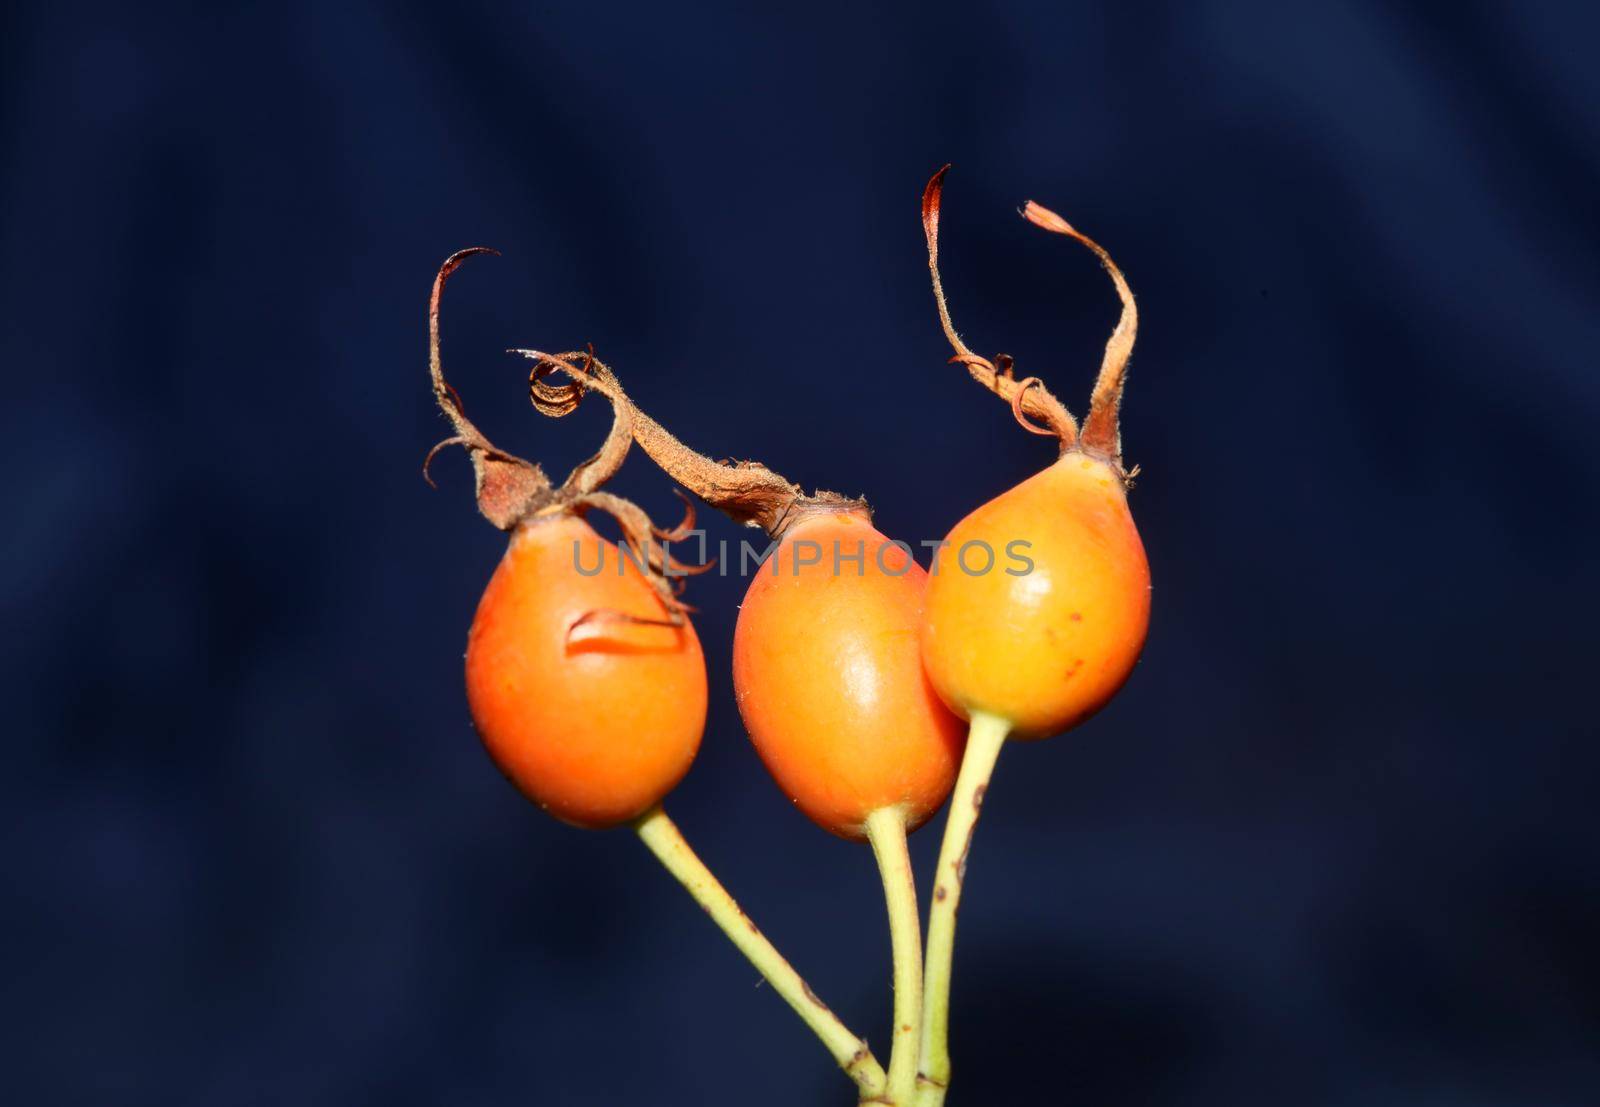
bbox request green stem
[866,806,922,1105]
[634,805,888,1099]
[915,712,1010,1105]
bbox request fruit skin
[732,511,966,839]
[921,453,1151,740]
[466,513,707,828]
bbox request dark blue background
[6,2,1597,1104]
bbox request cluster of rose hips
[425,169,1151,1105]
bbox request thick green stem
[866,806,923,1105]
[915,712,1010,1105]
[633,806,888,1099]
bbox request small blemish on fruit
[934,885,947,901]
[1069,612,1082,621]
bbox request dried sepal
[1008,377,1060,439]
[526,343,589,418]
[426,248,553,529]
[425,251,697,628]
[515,348,865,538]
[1020,200,1138,465]
[577,491,713,585]
[921,167,1080,449]
[565,489,714,637]
[516,347,634,496]
[652,489,700,543]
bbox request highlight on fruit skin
[425,250,709,828]
[515,347,965,839]
[918,167,1152,739]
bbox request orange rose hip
[733,510,964,837]
[467,513,706,827]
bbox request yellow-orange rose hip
[920,167,1152,740]
[913,169,1157,1106]
[922,454,1149,738]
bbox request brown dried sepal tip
[423,250,708,631]
[921,165,1140,482]
[512,347,869,541]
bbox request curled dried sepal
[578,490,714,587]
[921,167,1080,449]
[514,348,866,538]
[424,251,699,631]
[533,348,636,497]
[1020,200,1138,464]
[427,248,553,529]
[652,489,700,543]
[563,489,711,634]
[1008,377,1060,439]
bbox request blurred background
[4,1,1598,1103]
